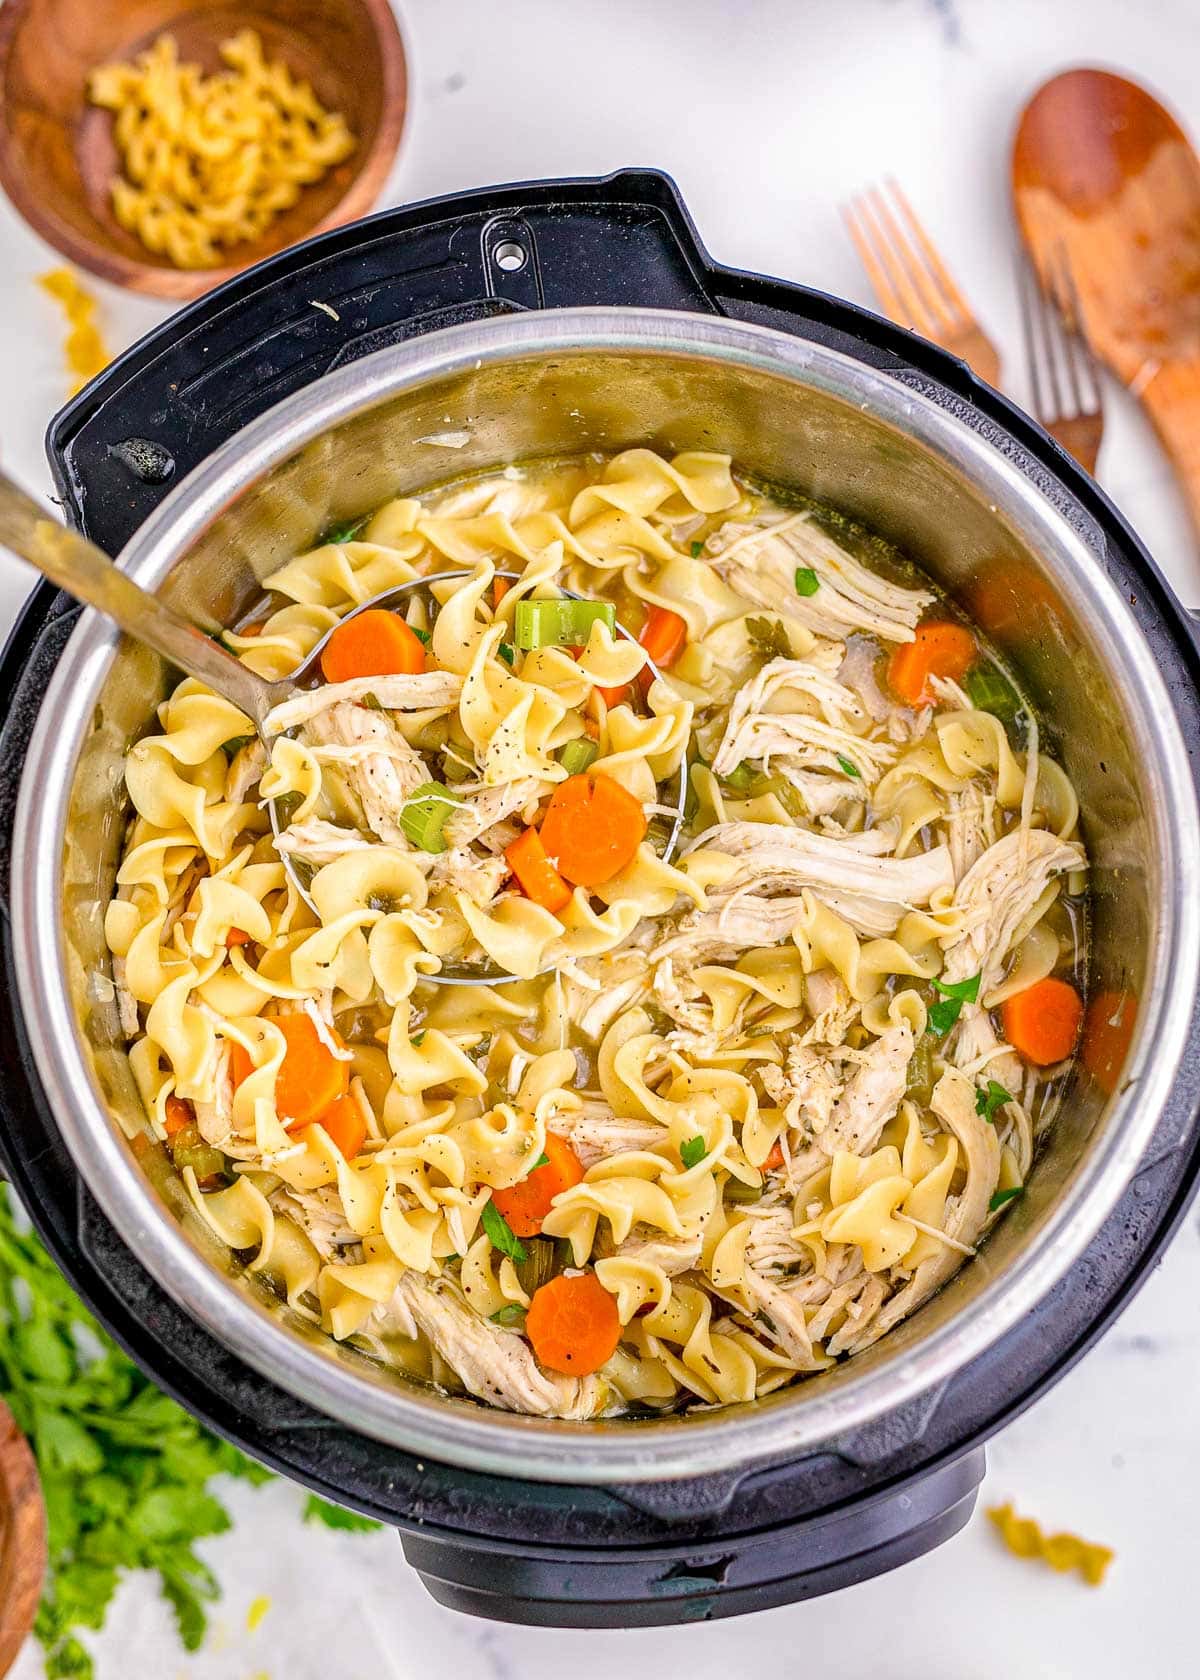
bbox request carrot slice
[763,1140,785,1171]
[164,1095,193,1137]
[887,621,977,706]
[303,1092,367,1161]
[1000,977,1084,1066]
[525,1271,621,1376]
[1080,988,1136,1096]
[596,605,689,708]
[491,1134,585,1237]
[538,774,646,887]
[492,576,511,608]
[230,1016,350,1126]
[320,609,426,684]
[225,926,252,948]
[639,605,688,670]
[505,826,573,914]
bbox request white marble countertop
[6,0,1200,1674]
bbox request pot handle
[46,170,728,555]
[45,168,974,558]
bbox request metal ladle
[0,472,687,986]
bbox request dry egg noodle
[103,448,1089,1418]
[38,268,110,393]
[88,29,355,269]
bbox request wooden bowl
[0,0,407,300]
[0,1400,44,1678]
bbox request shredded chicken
[712,655,895,785]
[615,1230,703,1275]
[274,817,373,864]
[819,1022,913,1155]
[224,736,266,804]
[548,1100,669,1168]
[942,828,1087,990]
[760,1043,843,1137]
[709,511,934,643]
[192,1042,235,1145]
[304,702,430,845]
[264,670,463,734]
[428,845,509,907]
[394,1271,606,1418]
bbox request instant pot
[2,171,1200,1626]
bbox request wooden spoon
[0,1399,45,1677]
[1013,68,1200,535]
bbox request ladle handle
[0,469,274,728]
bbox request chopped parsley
[323,516,368,546]
[793,566,820,597]
[680,1136,707,1169]
[989,1186,1024,1213]
[220,734,254,758]
[836,754,861,779]
[410,1030,426,1047]
[481,1198,527,1264]
[531,1152,550,1169]
[976,1080,1013,1122]
[0,1187,289,1678]
[745,616,792,662]
[498,641,515,666]
[926,973,982,1037]
[489,1303,528,1328]
[691,540,704,557]
[411,625,432,646]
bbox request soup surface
[105,449,1088,1418]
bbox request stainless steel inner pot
[12,309,1199,1483]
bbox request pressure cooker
[2,171,1199,1626]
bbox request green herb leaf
[498,641,515,665]
[989,1185,1024,1213]
[926,997,965,1036]
[836,754,861,779]
[933,972,981,1003]
[481,1198,527,1263]
[745,616,792,662]
[0,1184,312,1678]
[976,1079,1013,1122]
[690,540,704,557]
[220,734,255,759]
[411,625,432,646]
[323,516,367,546]
[793,566,820,597]
[410,1030,426,1047]
[303,1494,382,1532]
[531,1152,550,1169]
[680,1136,707,1169]
[489,1303,528,1328]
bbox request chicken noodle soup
[105,450,1088,1418]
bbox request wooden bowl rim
[0,1398,45,1679]
[0,0,408,300]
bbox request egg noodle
[88,29,355,269]
[104,449,1088,1418]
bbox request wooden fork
[843,179,1002,388]
[1016,249,1105,475]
